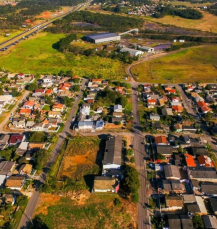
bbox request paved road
[0,2,90,52]
[18,80,86,229]
[0,90,30,131]
[131,82,150,229]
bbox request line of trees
[154,5,203,19]
[47,10,143,33]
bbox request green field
[131,46,217,83]
[35,195,134,229]
[0,33,125,79]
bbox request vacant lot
[58,136,101,181]
[150,10,217,33]
[131,45,217,83]
[35,194,136,229]
[0,33,125,79]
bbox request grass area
[58,136,101,181]
[35,195,134,229]
[42,104,50,111]
[0,32,125,79]
[165,1,212,7]
[150,10,217,33]
[131,45,217,83]
[0,30,24,43]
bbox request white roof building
[0,174,6,186]
[140,46,154,52]
[80,104,90,116]
[120,48,144,56]
[114,104,123,113]
[96,121,104,130]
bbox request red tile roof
[45,89,52,94]
[147,99,157,103]
[9,135,24,144]
[201,106,211,113]
[172,105,183,112]
[197,155,214,167]
[184,154,196,167]
[155,136,167,144]
[23,101,34,107]
[35,89,45,93]
[20,109,31,114]
[197,101,207,107]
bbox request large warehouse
[83,33,121,44]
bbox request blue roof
[84,33,119,40]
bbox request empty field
[0,32,125,79]
[58,136,101,181]
[35,194,136,229]
[150,10,217,33]
[131,45,217,83]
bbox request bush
[130,157,135,163]
[126,149,134,156]
[16,195,28,206]
[29,132,47,142]
[131,191,139,203]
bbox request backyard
[131,45,217,83]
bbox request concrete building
[140,46,154,52]
[103,136,122,173]
[83,33,120,44]
[120,47,144,56]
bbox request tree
[16,195,28,206]
[156,153,166,160]
[73,85,80,92]
[26,83,38,91]
[29,132,47,142]
[126,149,134,156]
[34,149,48,170]
[72,78,80,83]
[63,97,73,107]
[192,214,204,229]
[205,112,213,121]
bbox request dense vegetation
[0,0,85,30]
[47,10,143,33]
[207,4,217,16]
[154,5,203,19]
[123,165,140,203]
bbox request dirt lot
[57,136,101,180]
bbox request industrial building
[120,47,144,57]
[140,46,154,53]
[83,33,121,44]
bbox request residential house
[184,154,196,167]
[182,126,197,132]
[171,180,185,193]
[172,97,180,103]
[80,104,90,116]
[26,121,35,129]
[93,176,119,193]
[0,175,6,187]
[32,89,45,97]
[48,111,62,119]
[113,112,123,118]
[45,89,52,95]
[16,142,29,156]
[165,196,184,210]
[48,118,59,128]
[155,136,168,145]
[197,101,207,108]
[78,121,93,130]
[187,202,201,215]
[59,90,73,98]
[9,134,25,145]
[147,99,157,108]
[114,104,123,113]
[115,86,124,94]
[167,214,181,229]
[5,176,26,190]
[112,117,123,124]
[202,215,217,229]
[183,194,196,204]
[180,215,194,229]
[171,102,182,107]
[174,123,183,132]
[28,142,45,151]
[95,120,104,130]
[162,180,172,194]
[188,167,217,182]
[0,134,10,149]
[158,98,165,106]
[92,79,102,84]
[0,161,15,175]
[164,165,181,180]
[103,136,122,173]
[156,145,173,159]
[42,75,53,84]
[201,106,212,114]
[1,194,15,205]
[150,113,160,121]
[201,182,217,196]
[197,155,214,167]
[12,118,26,128]
[22,101,34,109]
[19,109,31,116]
[172,105,183,113]
[18,164,32,175]
[191,146,208,156]
[162,108,173,116]
[52,103,64,112]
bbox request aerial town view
[0,0,216,228]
